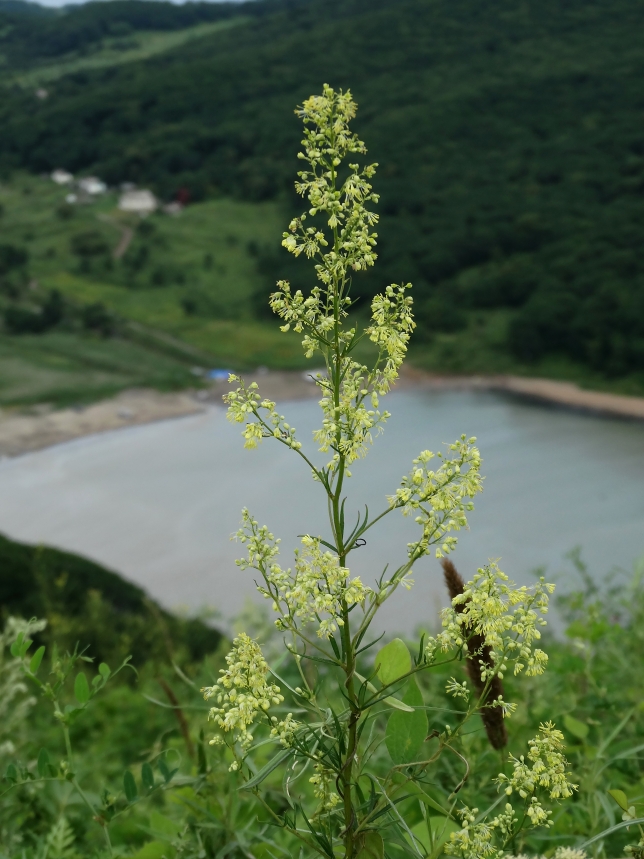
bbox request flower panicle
[446,726,577,859]
[224,375,302,451]
[435,562,555,679]
[235,511,371,638]
[390,435,483,559]
[201,633,283,752]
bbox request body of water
[1,389,643,634]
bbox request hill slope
[1,0,643,387]
[0,531,221,665]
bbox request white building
[51,169,73,185]
[78,176,107,195]
[118,189,158,216]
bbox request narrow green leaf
[240,748,294,790]
[564,714,589,740]
[141,762,155,791]
[19,638,33,658]
[354,671,414,712]
[579,818,644,850]
[405,816,460,857]
[156,756,177,784]
[385,678,428,764]
[157,756,170,782]
[5,763,18,783]
[197,729,207,776]
[355,831,384,859]
[395,776,451,816]
[74,672,90,704]
[123,770,138,802]
[37,748,50,778]
[376,639,411,687]
[608,789,629,812]
[10,632,24,658]
[29,646,45,675]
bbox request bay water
[1,389,643,634]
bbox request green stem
[61,712,112,856]
[61,723,73,768]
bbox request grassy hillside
[0,173,314,405]
[1,0,644,397]
[5,19,248,89]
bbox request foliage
[0,0,244,67]
[1,0,643,382]
[0,532,221,667]
[3,550,644,857]
[0,174,320,406]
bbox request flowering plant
[204,85,575,859]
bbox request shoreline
[1,368,643,458]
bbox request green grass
[0,332,196,407]
[0,173,312,405]
[3,18,249,88]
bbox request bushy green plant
[206,85,577,859]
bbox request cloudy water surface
[1,389,643,635]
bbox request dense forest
[1,0,644,380]
[0,0,244,65]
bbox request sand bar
[0,368,642,458]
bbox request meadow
[3,537,644,859]
[0,173,314,406]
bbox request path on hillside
[96,213,134,259]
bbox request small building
[118,189,158,216]
[78,176,107,195]
[51,169,73,185]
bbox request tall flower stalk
[204,85,574,859]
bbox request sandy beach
[1,368,643,458]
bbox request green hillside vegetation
[5,19,248,89]
[4,542,644,857]
[0,173,316,405]
[0,531,221,666]
[0,0,245,69]
[1,0,643,394]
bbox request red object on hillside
[176,187,191,205]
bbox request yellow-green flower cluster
[448,726,576,859]
[290,84,378,273]
[436,563,554,678]
[366,283,415,389]
[446,804,517,859]
[224,376,302,451]
[202,633,283,747]
[496,721,577,801]
[235,508,281,571]
[270,713,300,748]
[506,851,587,859]
[389,436,483,558]
[309,761,342,813]
[236,510,371,638]
[264,85,417,471]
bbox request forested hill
[2,0,644,382]
[0,0,244,66]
